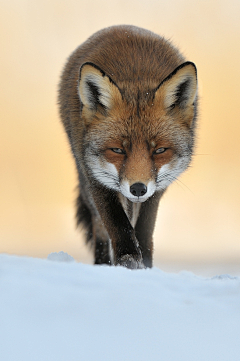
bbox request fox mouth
[126,196,148,203]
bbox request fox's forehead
[90,113,178,146]
[110,93,166,120]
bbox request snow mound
[47,251,75,262]
[1,253,240,361]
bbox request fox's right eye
[111,148,126,154]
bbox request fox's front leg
[135,192,163,268]
[90,182,144,269]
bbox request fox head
[78,62,197,203]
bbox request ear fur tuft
[78,63,119,111]
[156,62,198,110]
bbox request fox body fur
[58,25,198,269]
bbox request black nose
[130,182,147,197]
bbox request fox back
[58,25,198,269]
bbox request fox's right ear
[78,63,121,113]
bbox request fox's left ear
[155,62,197,111]
[78,62,121,113]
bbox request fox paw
[117,254,145,269]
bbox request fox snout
[120,179,156,203]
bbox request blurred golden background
[1,0,240,274]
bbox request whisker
[91,170,120,190]
[172,177,195,194]
[157,171,194,194]
[194,153,211,156]
[93,170,119,180]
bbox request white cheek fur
[104,161,119,177]
[156,158,188,190]
[87,157,120,191]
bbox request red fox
[58,25,198,269]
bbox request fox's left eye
[111,148,126,154]
[154,147,167,154]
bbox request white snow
[1,252,240,361]
[47,251,75,263]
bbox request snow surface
[1,252,240,361]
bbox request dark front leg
[94,238,112,265]
[93,216,112,265]
[134,192,163,268]
[90,182,143,269]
